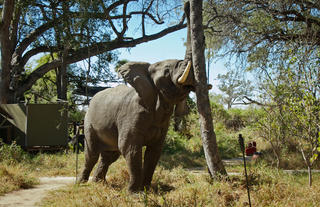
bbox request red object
[245,141,257,156]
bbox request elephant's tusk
[178,61,192,84]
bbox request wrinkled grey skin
[78,60,195,191]
[79,3,194,192]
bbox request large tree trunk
[189,0,227,177]
[0,0,15,104]
[0,60,13,103]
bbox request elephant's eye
[164,69,170,77]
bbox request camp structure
[0,104,68,150]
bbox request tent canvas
[0,104,68,148]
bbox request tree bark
[0,0,16,103]
[189,0,227,177]
[57,45,68,101]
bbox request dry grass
[1,141,320,206]
[0,144,82,195]
[40,158,320,207]
[1,147,320,206]
[0,164,39,196]
[29,152,85,177]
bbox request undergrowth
[0,142,39,195]
[0,141,82,194]
[0,165,39,196]
[40,159,320,207]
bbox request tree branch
[14,20,59,57]
[21,46,60,67]
[16,20,187,97]
[130,11,164,24]
[243,96,273,106]
[99,0,121,39]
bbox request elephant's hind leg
[78,145,99,183]
[78,127,100,183]
[92,151,120,182]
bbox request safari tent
[0,104,68,150]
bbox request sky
[116,28,227,94]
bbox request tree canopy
[204,0,319,107]
[0,0,187,103]
[204,0,320,183]
[204,0,320,60]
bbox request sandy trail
[0,158,250,207]
[0,177,76,207]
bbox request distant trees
[0,0,187,103]
[216,70,253,109]
[203,0,320,185]
[256,48,319,186]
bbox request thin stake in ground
[238,134,252,207]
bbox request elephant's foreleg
[92,151,120,182]
[122,145,143,192]
[142,143,164,189]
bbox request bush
[210,102,229,123]
[215,129,241,159]
[164,128,188,155]
[0,141,31,164]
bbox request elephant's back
[86,84,134,121]
[85,85,136,149]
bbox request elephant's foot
[77,169,91,183]
[77,176,88,184]
[142,183,151,191]
[128,180,143,193]
[128,185,142,193]
[91,175,106,183]
[127,184,151,194]
[92,168,107,183]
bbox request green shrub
[215,129,241,159]
[211,102,229,123]
[163,128,188,155]
[0,141,31,164]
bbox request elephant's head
[118,58,195,110]
[148,59,195,104]
[118,2,194,108]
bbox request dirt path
[0,177,76,207]
[0,158,250,206]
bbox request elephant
[78,2,195,192]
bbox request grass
[0,164,39,196]
[1,141,320,206]
[39,158,320,207]
[0,141,82,195]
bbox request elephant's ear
[118,62,156,109]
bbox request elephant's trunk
[184,2,192,61]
